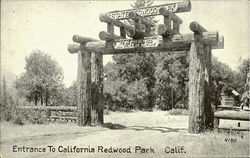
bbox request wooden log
[159,7,183,24]
[77,44,92,126]
[173,21,180,34]
[68,44,80,54]
[202,31,218,46]
[50,116,77,121]
[126,29,145,39]
[129,12,154,27]
[120,27,126,38]
[82,32,221,54]
[212,35,224,49]
[91,52,104,125]
[106,0,191,20]
[164,15,171,29]
[157,24,175,36]
[216,105,249,111]
[172,31,218,46]
[99,31,123,41]
[17,106,77,111]
[107,23,114,34]
[214,110,250,121]
[188,38,206,134]
[189,21,207,34]
[73,35,97,43]
[84,37,190,54]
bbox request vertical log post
[173,21,180,34]
[204,45,213,128]
[91,52,104,125]
[77,44,92,126]
[107,22,114,34]
[120,27,126,38]
[188,33,206,133]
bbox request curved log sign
[106,0,191,20]
[108,4,177,20]
[113,37,161,49]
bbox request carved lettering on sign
[113,37,161,49]
[107,4,178,20]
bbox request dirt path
[1,111,249,158]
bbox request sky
[1,0,249,87]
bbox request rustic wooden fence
[18,106,77,123]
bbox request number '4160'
[224,138,237,143]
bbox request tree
[14,50,64,106]
[236,58,249,93]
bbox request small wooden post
[91,52,104,125]
[77,44,92,126]
[213,117,219,132]
[188,33,206,133]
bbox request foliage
[62,81,78,106]
[14,50,64,106]
[168,109,189,115]
[104,79,149,111]
[154,52,189,110]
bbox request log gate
[67,0,224,133]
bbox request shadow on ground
[103,122,187,133]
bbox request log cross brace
[157,7,183,38]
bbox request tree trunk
[188,35,206,133]
[40,93,43,105]
[91,52,104,125]
[45,88,48,106]
[77,44,92,126]
[35,94,38,106]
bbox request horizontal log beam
[106,0,191,20]
[129,12,155,27]
[70,32,222,54]
[73,35,97,43]
[99,13,135,31]
[99,31,123,41]
[68,43,80,54]
[214,110,250,121]
[189,21,207,34]
[83,37,190,54]
[50,116,77,121]
[172,31,218,46]
[17,106,77,111]
[202,31,218,45]
[159,7,183,24]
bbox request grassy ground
[1,111,249,158]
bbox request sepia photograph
[1,0,249,157]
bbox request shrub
[169,109,189,115]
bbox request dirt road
[1,111,249,158]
